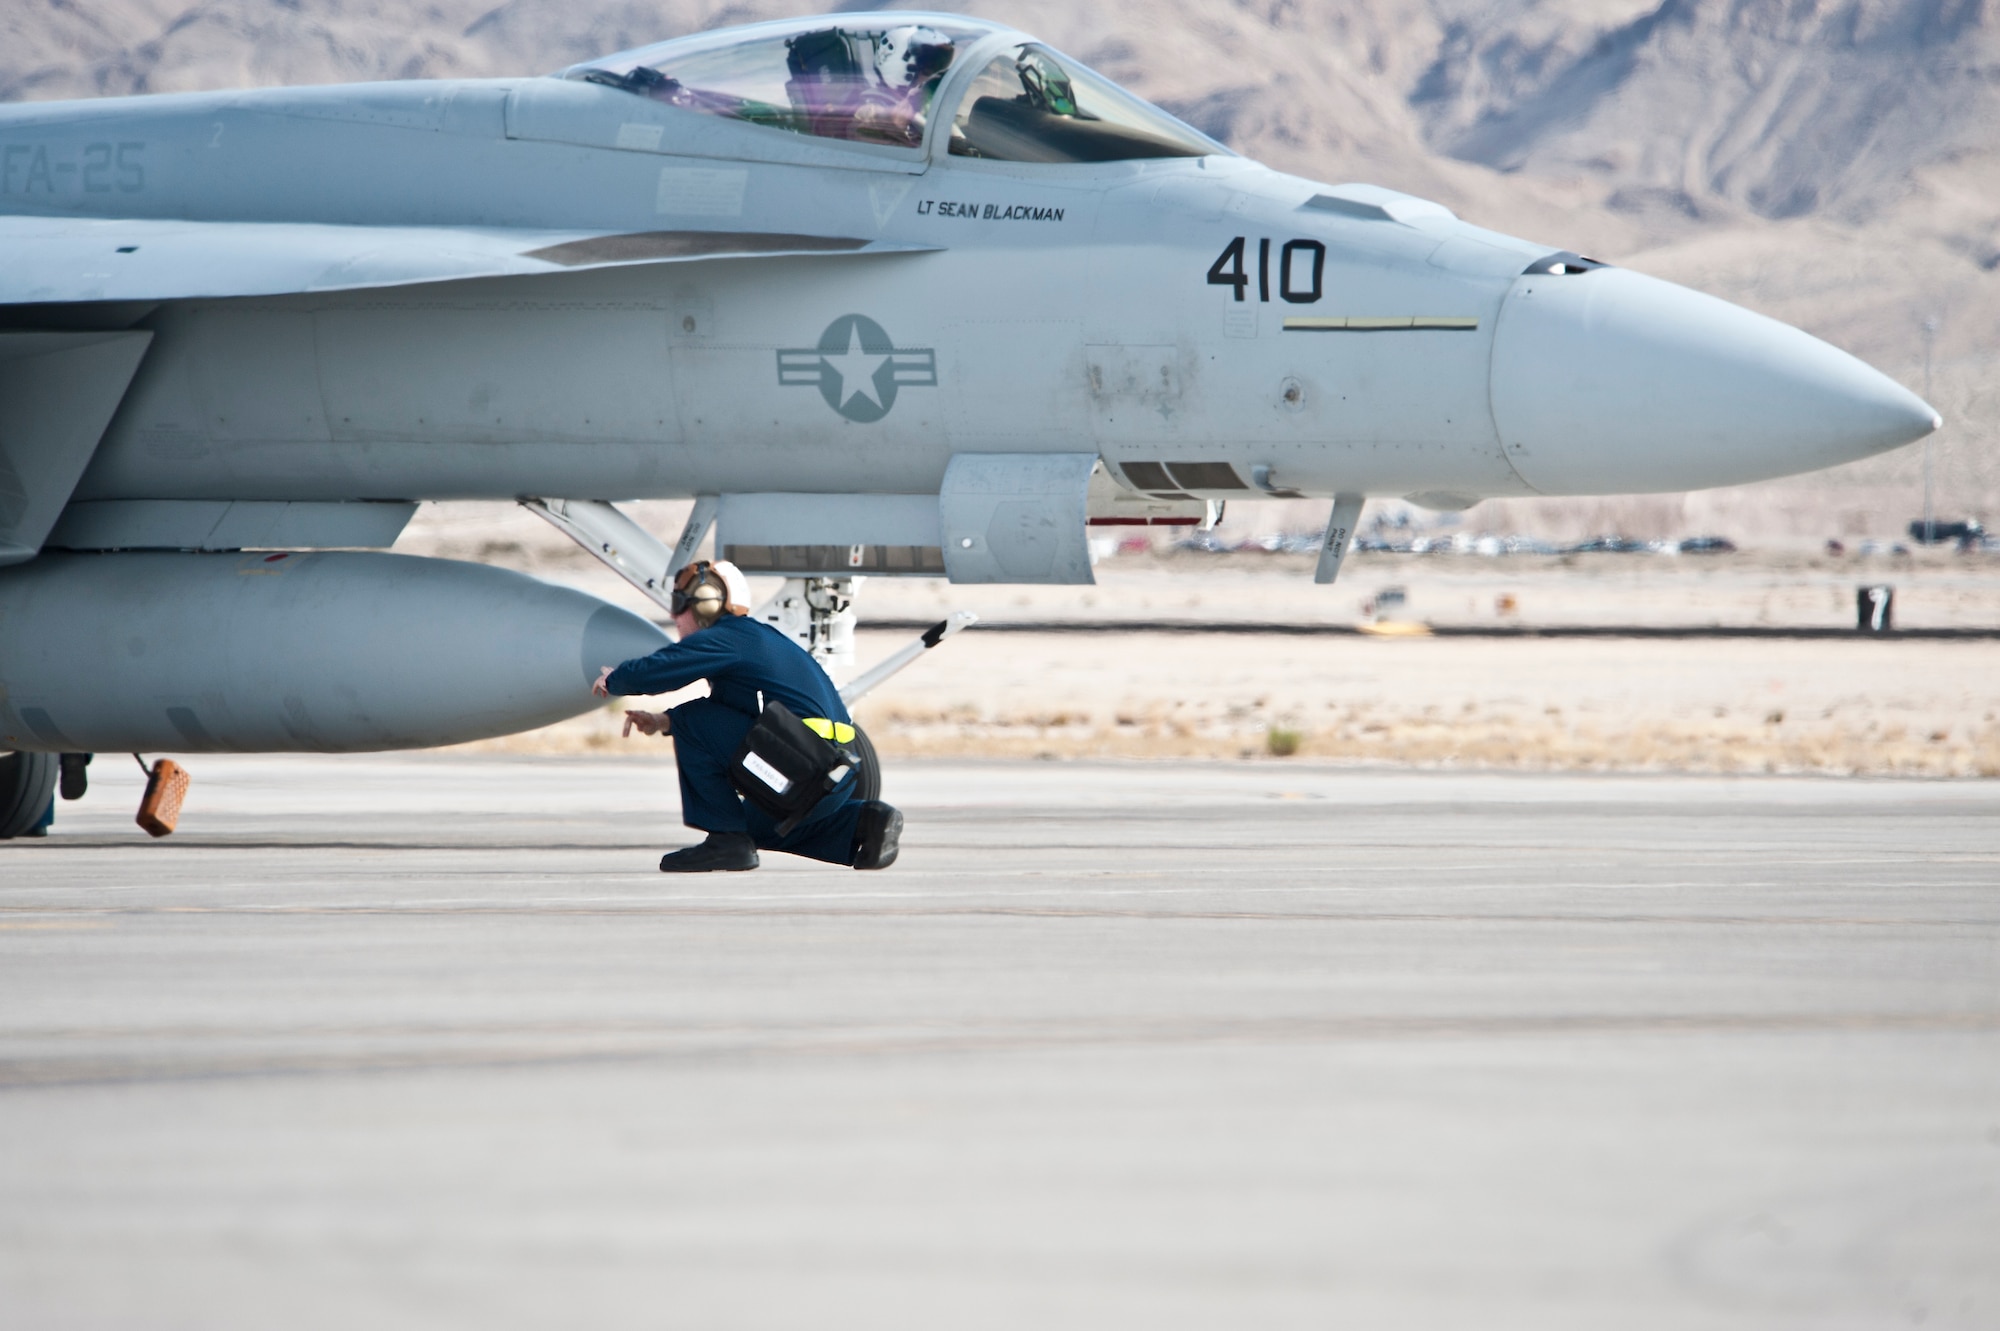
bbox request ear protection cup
[671,561,731,623]
[671,560,751,624]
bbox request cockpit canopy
[563,13,1222,162]
[944,44,1218,162]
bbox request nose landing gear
[754,576,857,670]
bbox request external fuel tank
[0,551,668,753]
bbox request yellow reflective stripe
[802,718,856,745]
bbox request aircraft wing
[0,216,937,305]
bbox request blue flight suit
[605,613,862,864]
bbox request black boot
[851,800,902,871]
[659,832,759,873]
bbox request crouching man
[593,559,902,873]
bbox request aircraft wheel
[850,725,881,804]
[0,751,58,840]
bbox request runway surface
[2,756,1996,1329]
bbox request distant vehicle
[1675,536,1738,554]
[1908,520,1984,545]
[1365,586,1410,619]
[1566,536,1649,554]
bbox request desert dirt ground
[474,631,2000,778]
[408,503,2000,778]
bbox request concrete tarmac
[2,756,1996,1329]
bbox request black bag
[728,700,857,835]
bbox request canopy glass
[566,17,1224,161]
[566,18,987,149]
[949,46,1220,162]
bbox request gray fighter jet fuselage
[0,13,1942,791]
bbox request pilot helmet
[671,559,751,626]
[875,26,955,90]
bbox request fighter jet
[0,11,1940,835]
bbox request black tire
[0,751,58,840]
[849,725,881,804]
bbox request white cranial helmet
[875,26,954,90]
[709,559,752,617]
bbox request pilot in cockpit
[784,25,956,147]
[851,26,956,147]
[575,22,972,149]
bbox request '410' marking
[1207,237,1325,304]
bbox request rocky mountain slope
[4,0,1995,536]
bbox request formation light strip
[1282,316,1480,331]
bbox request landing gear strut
[520,497,976,702]
[752,577,856,670]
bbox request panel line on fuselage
[1281,316,1480,332]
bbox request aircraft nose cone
[1490,266,1939,494]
